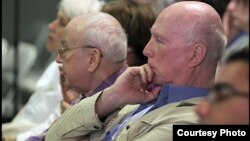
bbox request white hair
[207,24,227,60]
[59,0,104,19]
[76,12,127,62]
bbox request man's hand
[59,67,79,104]
[96,64,162,118]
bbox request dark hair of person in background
[198,0,230,18]
[226,46,249,64]
[102,0,156,66]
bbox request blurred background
[2,0,60,123]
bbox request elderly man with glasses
[25,12,128,141]
[55,13,128,98]
[196,47,249,124]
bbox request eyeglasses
[58,46,94,59]
[206,83,249,104]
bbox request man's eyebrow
[59,16,68,26]
[150,28,154,35]
[150,27,162,36]
[150,28,164,40]
[150,29,157,37]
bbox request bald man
[46,1,226,141]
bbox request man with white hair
[2,0,103,141]
[26,12,128,141]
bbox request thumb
[143,86,162,103]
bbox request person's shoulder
[142,98,201,123]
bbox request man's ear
[88,48,102,72]
[188,44,207,67]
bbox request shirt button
[126,125,130,130]
[93,126,99,129]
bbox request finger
[143,86,162,103]
[143,64,153,83]
[151,86,162,96]
[129,66,147,83]
[129,66,141,76]
[139,67,147,83]
[58,65,63,74]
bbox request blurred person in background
[196,47,249,124]
[102,0,156,66]
[222,0,249,61]
[227,0,249,32]
[134,0,180,14]
[2,0,103,141]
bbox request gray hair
[206,24,227,61]
[76,12,127,62]
[59,0,104,19]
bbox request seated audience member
[25,12,128,141]
[45,1,226,141]
[227,0,249,33]
[214,0,249,80]
[196,47,249,124]
[102,0,156,66]
[222,0,249,61]
[2,0,102,141]
[134,0,179,14]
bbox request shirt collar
[153,84,208,109]
[227,31,249,48]
[92,65,128,94]
[77,65,127,103]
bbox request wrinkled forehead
[65,16,86,34]
[151,11,173,32]
[63,22,84,45]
